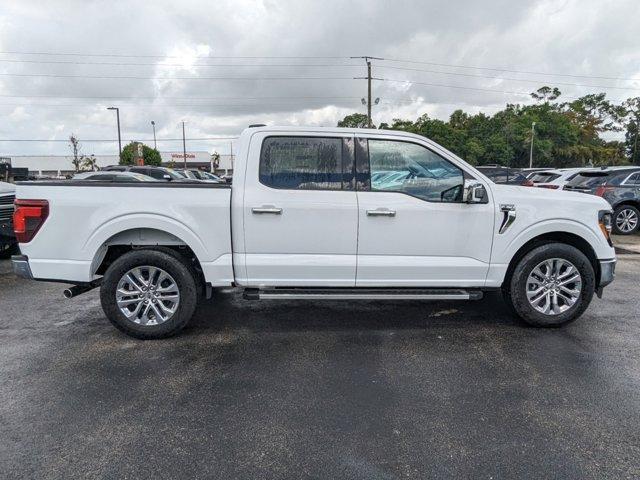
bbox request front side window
[368,139,464,202]
[260,136,347,190]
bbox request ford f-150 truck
[11,126,616,339]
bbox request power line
[381,56,640,83]
[0,58,362,68]
[0,94,365,100]
[377,64,640,91]
[0,72,354,81]
[0,50,349,59]
[1,50,635,82]
[0,137,238,142]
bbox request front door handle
[252,206,283,215]
[366,208,396,217]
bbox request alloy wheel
[115,266,180,325]
[526,258,582,316]
[616,208,638,233]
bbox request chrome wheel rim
[616,208,638,233]
[526,258,582,316]
[116,266,180,326]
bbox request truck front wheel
[503,243,595,327]
[100,249,198,339]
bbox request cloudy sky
[1,0,639,157]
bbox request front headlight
[598,210,613,246]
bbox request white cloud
[0,0,638,156]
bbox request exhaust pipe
[63,279,102,299]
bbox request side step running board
[243,288,483,301]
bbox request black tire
[100,249,198,339]
[612,204,640,235]
[504,243,595,327]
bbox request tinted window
[133,168,165,180]
[623,172,640,185]
[368,140,464,202]
[531,172,561,183]
[86,174,114,181]
[260,137,346,190]
[565,172,609,188]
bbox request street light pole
[107,107,122,159]
[151,121,157,150]
[182,121,187,169]
[529,121,536,169]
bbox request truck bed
[15,181,234,285]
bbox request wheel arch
[89,226,205,280]
[502,231,600,290]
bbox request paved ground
[1,254,639,479]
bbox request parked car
[564,166,640,235]
[0,181,17,258]
[73,171,158,182]
[102,165,190,182]
[475,166,533,186]
[12,126,615,339]
[174,169,223,183]
[190,170,225,183]
[530,168,593,190]
[520,167,553,180]
[220,174,233,184]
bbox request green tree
[337,113,370,128]
[119,142,162,166]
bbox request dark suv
[564,167,640,235]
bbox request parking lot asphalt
[1,255,639,480]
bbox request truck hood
[490,183,611,212]
[0,181,16,195]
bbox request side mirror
[464,182,487,204]
[163,174,172,181]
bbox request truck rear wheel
[504,243,595,327]
[100,249,198,339]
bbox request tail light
[537,184,560,189]
[13,199,49,243]
[522,179,534,187]
[594,185,613,197]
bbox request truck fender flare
[82,213,211,264]
[498,218,602,264]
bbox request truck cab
[12,127,616,339]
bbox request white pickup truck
[12,126,616,338]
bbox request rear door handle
[252,206,283,215]
[366,208,396,217]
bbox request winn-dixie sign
[171,153,196,159]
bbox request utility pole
[230,141,234,173]
[107,107,122,159]
[352,56,383,128]
[182,121,187,169]
[151,120,157,150]
[633,119,639,165]
[529,121,536,169]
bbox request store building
[4,151,234,178]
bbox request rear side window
[260,136,350,190]
[566,172,609,188]
[622,172,640,185]
[531,172,560,183]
